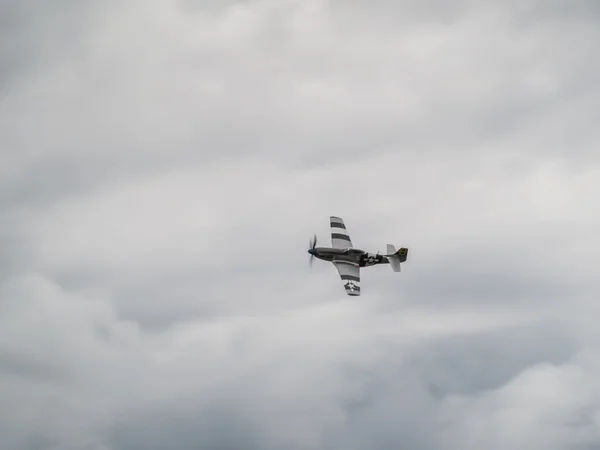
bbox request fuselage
[308,247,390,267]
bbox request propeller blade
[308,234,317,268]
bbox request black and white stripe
[330,216,353,249]
[340,274,360,282]
[331,233,351,242]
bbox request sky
[1,0,600,449]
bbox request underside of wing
[332,260,360,296]
[330,216,353,249]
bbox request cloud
[0,0,91,89]
[436,354,600,450]
[1,0,600,449]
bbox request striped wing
[332,260,360,296]
[330,216,353,249]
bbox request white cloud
[437,354,600,450]
[1,0,600,448]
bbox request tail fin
[385,244,408,272]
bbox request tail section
[385,244,408,272]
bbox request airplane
[307,216,408,296]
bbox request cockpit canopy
[346,248,366,255]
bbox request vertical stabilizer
[385,245,408,272]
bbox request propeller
[308,234,317,268]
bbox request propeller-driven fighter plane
[308,216,408,296]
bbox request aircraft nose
[308,248,316,255]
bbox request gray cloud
[1,0,600,449]
[0,0,105,91]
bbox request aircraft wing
[330,216,353,249]
[332,260,360,296]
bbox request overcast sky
[1,0,600,449]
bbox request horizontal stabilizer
[389,257,401,272]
